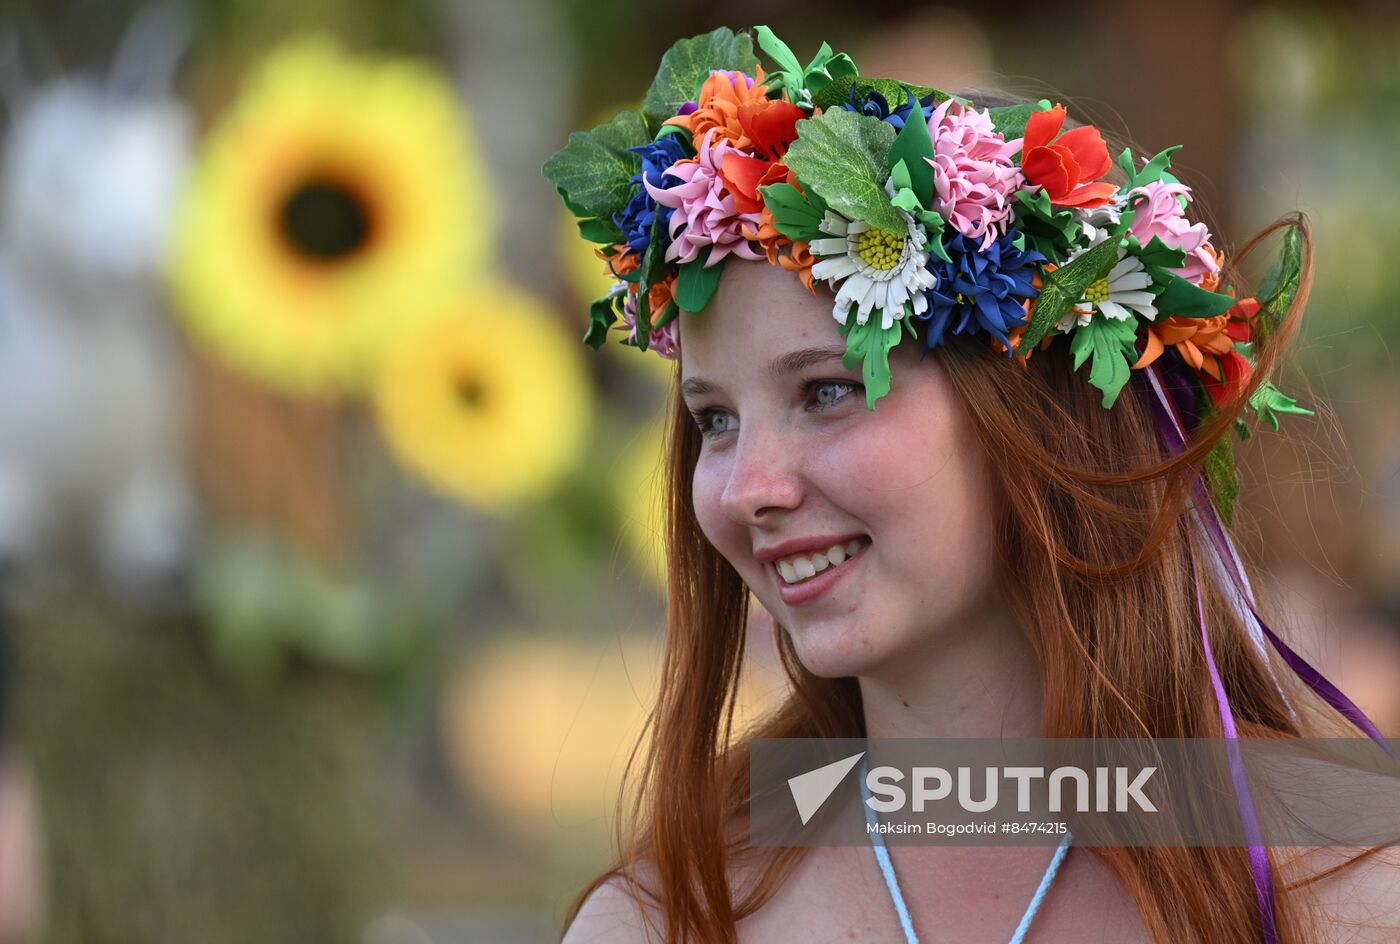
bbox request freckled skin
[680,260,1001,680]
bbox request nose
[719,424,803,527]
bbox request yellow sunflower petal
[373,284,594,511]
[168,34,492,396]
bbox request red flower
[720,154,792,214]
[1202,350,1253,409]
[1020,104,1115,208]
[738,98,804,162]
[1224,296,1260,344]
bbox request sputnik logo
[787,752,865,825]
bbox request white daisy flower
[808,209,938,330]
[1056,247,1158,331]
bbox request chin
[783,617,894,680]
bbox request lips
[770,536,871,607]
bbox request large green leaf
[783,110,902,232]
[640,28,758,131]
[811,74,952,113]
[1255,215,1306,341]
[542,109,649,222]
[1068,312,1140,408]
[758,182,829,242]
[1014,237,1120,357]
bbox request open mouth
[771,535,872,586]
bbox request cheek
[690,456,748,564]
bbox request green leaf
[542,109,649,221]
[1204,434,1241,526]
[641,28,759,132]
[1255,215,1305,342]
[1012,188,1080,265]
[1068,313,1140,408]
[783,109,902,231]
[810,74,952,113]
[888,88,935,209]
[754,25,802,81]
[584,294,620,350]
[1015,238,1121,357]
[1153,275,1236,318]
[576,215,622,244]
[1249,379,1313,431]
[988,99,1050,142]
[888,158,948,261]
[838,311,907,409]
[1126,235,1187,274]
[758,182,828,242]
[675,246,727,313]
[1116,145,1182,191]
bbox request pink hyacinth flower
[1125,180,1220,285]
[925,99,1024,251]
[644,129,764,267]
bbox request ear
[107,2,191,100]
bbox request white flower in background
[1056,247,1158,331]
[1076,199,1124,247]
[808,209,937,329]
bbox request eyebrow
[681,345,848,398]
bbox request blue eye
[691,407,736,438]
[808,379,860,410]
[687,379,863,440]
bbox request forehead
[679,260,842,379]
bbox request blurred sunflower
[169,35,490,395]
[373,284,594,511]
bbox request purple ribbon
[1141,361,1396,944]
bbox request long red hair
[562,105,1376,943]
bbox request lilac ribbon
[1144,363,1394,755]
[1141,361,1396,944]
[1187,549,1278,943]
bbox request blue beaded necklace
[858,760,1073,944]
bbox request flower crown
[543,26,1309,439]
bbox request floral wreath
[544,28,1312,486]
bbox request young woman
[545,26,1400,942]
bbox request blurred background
[0,0,1393,941]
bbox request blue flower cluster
[917,232,1045,352]
[613,134,688,258]
[837,87,935,131]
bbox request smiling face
[679,259,1005,679]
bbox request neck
[858,596,1043,740]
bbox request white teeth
[773,537,869,585]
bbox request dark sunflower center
[454,373,485,409]
[278,178,372,262]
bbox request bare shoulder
[560,873,665,944]
[1285,845,1400,943]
